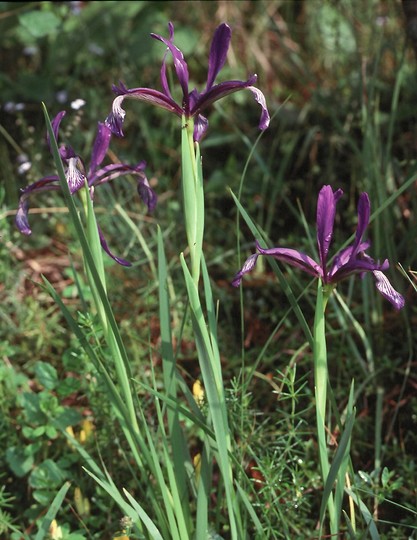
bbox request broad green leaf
[6,446,34,477]
[34,361,58,390]
[19,10,61,38]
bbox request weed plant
[1,1,417,539]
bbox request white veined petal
[373,270,405,310]
[66,157,87,193]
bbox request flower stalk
[313,281,336,534]
[40,105,141,439]
[181,116,204,284]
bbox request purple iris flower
[233,185,405,310]
[15,111,157,266]
[105,22,270,142]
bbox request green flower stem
[42,105,140,441]
[181,116,204,284]
[313,280,336,535]
[79,184,140,437]
[179,118,242,537]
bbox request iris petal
[233,188,404,309]
[15,177,61,235]
[15,198,31,235]
[151,23,190,107]
[194,114,209,142]
[373,270,405,310]
[256,242,322,278]
[349,192,371,258]
[47,111,66,151]
[97,224,132,267]
[247,86,270,130]
[232,253,259,287]
[109,24,270,141]
[66,157,87,193]
[106,86,182,138]
[316,185,343,276]
[89,122,111,174]
[206,23,231,90]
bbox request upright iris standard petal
[316,186,343,278]
[206,23,232,90]
[16,111,157,266]
[89,122,112,174]
[348,192,371,258]
[233,185,404,310]
[47,111,66,151]
[151,22,190,106]
[106,22,270,141]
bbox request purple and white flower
[16,111,157,266]
[106,22,270,142]
[233,185,405,310]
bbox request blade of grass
[230,188,313,348]
[123,489,165,540]
[180,253,240,538]
[34,482,71,540]
[42,103,140,433]
[157,226,192,504]
[345,487,381,540]
[320,402,356,531]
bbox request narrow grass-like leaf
[195,441,211,540]
[151,365,191,538]
[157,226,192,506]
[230,188,313,348]
[345,487,381,540]
[142,426,182,540]
[123,488,165,540]
[335,382,356,523]
[181,118,203,283]
[83,467,138,522]
[115,202,157,278]
[235,481,264,536]
[320,406,356,530]
[34,481,71,540]
[42,104,139,431]
[63,433,143,528]
[343,511,358,539]
[181,254,240,538]
[41,275,158,492]
[201,253,222,390]
[134,379,213,439]
[313,282,336,536]
[195,140,205,277]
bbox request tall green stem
[79,185,140,437]
[181,116,204,284]
[313,280,336,536]
[179,118,242,537]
